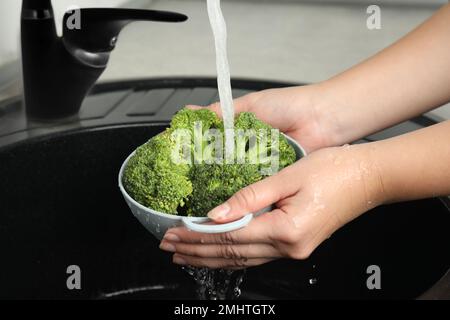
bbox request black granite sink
[0,78,448,299]
[0,123,448,300]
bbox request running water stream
[181,0,244,300]
[207,0,235,162]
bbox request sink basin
[0,123,448,300]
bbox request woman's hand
[160,144,386,269]
[161,3,450,269]
[188,85,335,153]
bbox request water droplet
[110,36,118,47]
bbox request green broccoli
[187,163,262,217]
[122,108,297,217]
[171,107,222,134]
[234,112,296,175]
[122,130,192,214]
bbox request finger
[172,253,273,269]
[164,208,286,245]
[160,241,282,259]
[207,165,300,223]
[186,95,251,118]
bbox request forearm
[370,120,450,203]
[316,4,450,146]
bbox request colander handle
[181,214,253,234]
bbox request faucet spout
[63,9,187,61]
[21,1,188,120]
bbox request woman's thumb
[207,170,293,223]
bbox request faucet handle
[62,8,188,53]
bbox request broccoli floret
[171,108,224,164]
[171,108,222,133]
[122,108,297,216]
[123,130,192,214]
[235,111,270,131]
[234,112,296,175]
[187,163,262,217]
[278,136,296,169]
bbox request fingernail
[159,241,176,253]
[173,255,187,265]
[208,203,231,220]
[163,233,180,242]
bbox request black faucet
[21,0,188,120]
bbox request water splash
[183,266,245,300]
[309,263,318,286]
